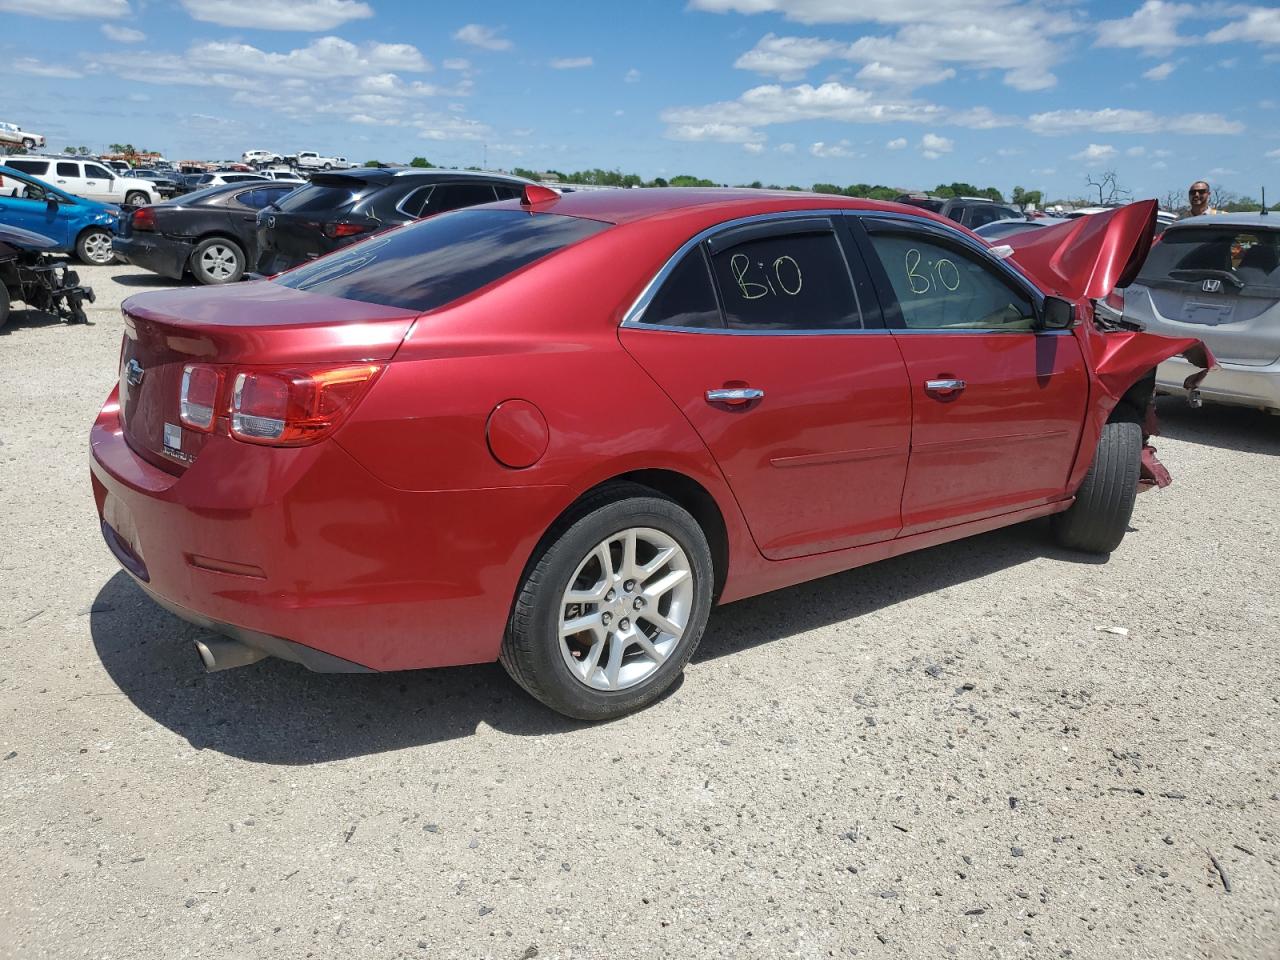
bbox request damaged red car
[89,189,1209,720]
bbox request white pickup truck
[295,151,344,171]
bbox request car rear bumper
[113,233,191,280]
[1156,355,1280,412]
[89,386,567,672]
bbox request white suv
[3,156,159,205]
[243,149,284,166]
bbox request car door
[620,215,912,560]
[0,173,80,248]
[79,161,119,201]
[859,217,1088,536]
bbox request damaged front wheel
[1052,420,1142,555]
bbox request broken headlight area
[0,241,95,326]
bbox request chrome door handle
[924,378,966,394]
[705,387,764,404]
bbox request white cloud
[1126,146,1146,157]
[810,139,855,158]
[443,58,470,71]
[179,0,370,30]
[1152,160,1168,169]
[1143,61,1175,81]
[1027,107,1243,136]
[1209,166,1237,176]
[1267,148,1280,159]
[743,142,765,154]
[920,131,953,159]
[0,0,127,16]
[11,56,82,78]
[721,4,1077,93]
[188,37,429,78]
[1208,8,1280,45]
[1095,1,1194,53]
[735,33,848,80]
[777,142,796,153]
[101,23,144,41]
[666,122,767,144]
[1073,143,1117,165]
[886,136,907,149]
[550,57,593,69]
[454,24,511,51]
[624,67,641,82]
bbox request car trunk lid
[118,280,418,472]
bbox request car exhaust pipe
[195,636,268,672]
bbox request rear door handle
[706,387,764,405]
[924,378,966,396]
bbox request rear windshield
[273,209,609,312]
[1137,227,1280,294]
[275,179,366,214]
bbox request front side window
[274,210,609,312]
[640,248,722,328]
[869,231,1036,331]
[709,227,861,330]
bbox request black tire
[124,190,149,206]
[322,162,332,170]
[190,237,245,285]
[1051,420,1142,554]
[0,283,10,329]
[75,228,114,265]
[500,482,714,721]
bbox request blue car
[0,164,119,265]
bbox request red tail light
[322,221,373,239]
[230,364,383,446]
[179,364,220,431]
[132,206,156,232]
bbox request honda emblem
[1202,279,1222,293]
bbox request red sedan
[90,188,1209,719]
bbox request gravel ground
[1,262,1277,960]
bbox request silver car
[1121,212,1280,415]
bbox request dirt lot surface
[1,262,1277,960]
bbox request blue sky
[2,0,1277,202]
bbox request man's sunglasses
[1190,189,1209,195]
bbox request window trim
[857,214,1051,335]
[622,210,884,336]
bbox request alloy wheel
[200,244,238,281]
[83,232,113,265]
[558,527,694,691]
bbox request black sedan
[254,168,536,273]
[113,181,301,285]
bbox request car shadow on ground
[91,520,1095,765]
[109,271,189,288]
[1154,396,1279,456]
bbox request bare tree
[1159,189,1186,215]
[1085,169,1132,205]
[1210,183,1237,211]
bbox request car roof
[1170,212,1280,229]
[488,187,950,228]
[312,167,539,186]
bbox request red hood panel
[121,280,419,365]
[1005,200,1157,301]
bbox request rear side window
[7,159,49,176]
[85,163,113,179]
[276,181,365,214]
[423,183,498,215]
[1138,228,1280,292]
[708,228,861,330]
[641,248,722,328]
[396,185,434,218]
[274,210,609,312]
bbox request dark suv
[254,168,539,273]
[894,194,1026,230]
